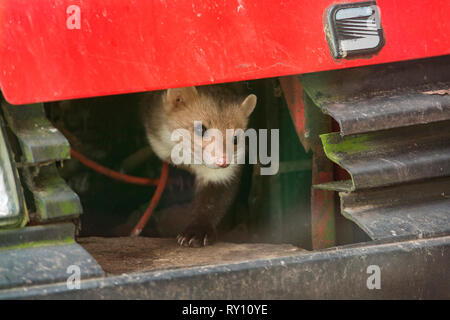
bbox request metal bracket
[0,101,82,222]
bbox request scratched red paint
[0,0,449,104]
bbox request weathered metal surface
[0,223,104,293]
[320,120,450,190]
[305,89,335,249]
[0,243,104,290]
[301,56,450,136]
[302,56,450,242]
[1,236,448,299]
[0,223,75,248]
[21,164,82,221]
[314,180,353,192]
[340,178,450,241]
[310,157,335,249]
[1,101,70,164]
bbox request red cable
[131,161,169,236]
[70,149,159,186]
[70,149,169,237]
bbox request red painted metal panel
[279,76,308,151]
[1,0,449,104]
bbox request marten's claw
[177,224,216,248]
[176,235,186,246]
[176,234,205,247]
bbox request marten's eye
[194,123,207,137]
[233,135,239,145]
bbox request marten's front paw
[176,223,217,248]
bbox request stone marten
[140,85,257,247]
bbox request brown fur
[140,84,256,247]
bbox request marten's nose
[215,157,229,168]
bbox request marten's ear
[165,86,199,110]
[241,94,257,117]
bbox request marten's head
[162,86,256,174]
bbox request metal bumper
[1,235,449,299]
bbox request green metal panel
[1,101,70,164]
[21,164,82,221]
[0,100,82,223]
[248,80,312,248]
